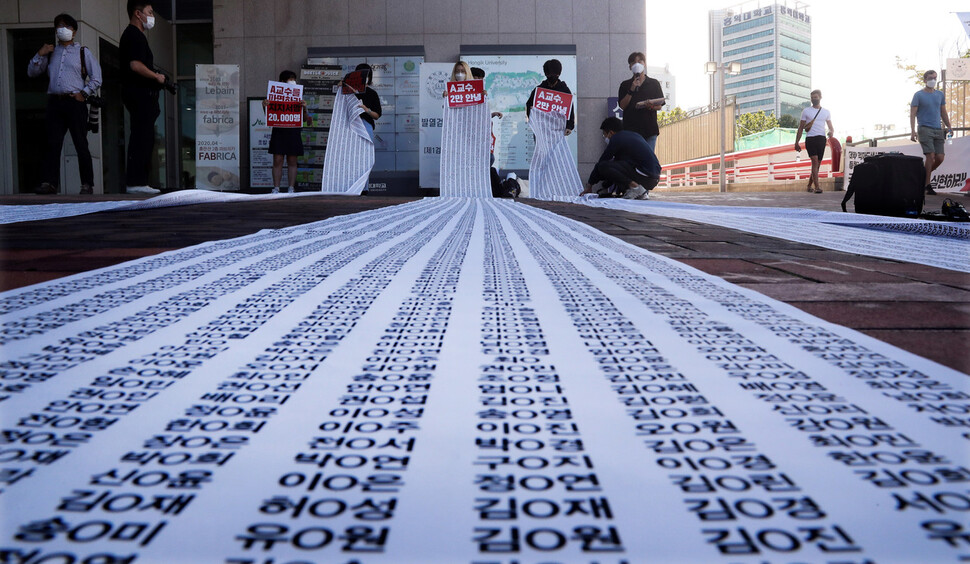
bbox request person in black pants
[582,117,660,200]
[120,0,166,195]
[27,13,102,195]
[617,51,664,152]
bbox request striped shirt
[27,42,102,97]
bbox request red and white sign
[533,87,573,120]
[266,80,304,128]
[446,80,485,108]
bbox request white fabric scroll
[321,91,374,194]
[527,107,584,200]
[439,101,491,197]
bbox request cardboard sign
[533,87,573,120]
[265,80,304,128]
[446,79,485,108]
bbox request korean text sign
[533,87,573,120]
[265,80,304,128]
[446,79,485,108]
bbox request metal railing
[660,142,842,188]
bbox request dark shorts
[269,127,304,156]
[805,135,826,158]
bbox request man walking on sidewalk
[910,70,953,195]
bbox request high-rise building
[648,64,677,109]
[709,2,812,120]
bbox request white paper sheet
[1,199,967,563]
[321,92,375,195]
[527,108,584,200]
[439,103,491,198]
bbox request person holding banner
[526,59,575,135]
[263,70,309,194]
[341,63,382,144]
[439,61,491,197]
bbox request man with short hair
[910,70,952,195]
[794,89,833,194]
[581,117,660,200]
[120,0,167,194]
[27,13,102,195]
[617,52,664,152]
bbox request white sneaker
[127,185,160,195]
[636,190,650,200]
[271,187,280,194]
[621,185,646,200]
[287,186,295,193]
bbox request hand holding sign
[266,80,304,128]
[533,87,573,120]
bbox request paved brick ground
[2,192,968,373]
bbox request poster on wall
[195,64,240,190]
[461,51,578,173]
[845,136,970,193]
[248,99,289,189]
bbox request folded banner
[321,91,374,194]
[439,102,491,197]
[528,106,584,200]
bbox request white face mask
[143,14,155,30]
[55,27,74,42]
[604,135,611,145]
[287,80,297,85]
[631,63,645,75]
[925,79,937,88]
[455,72,466,81]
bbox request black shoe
[80,184,93,195]
[925,186,937,195]
[36,182,56,195]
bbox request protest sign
[445,79,485,108]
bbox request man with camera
[27,13,102,195]
[121,1,172,195]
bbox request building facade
[647,64,676,109]
[0,0,646,195]
[708,2,811,120]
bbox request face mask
[143,14,155,30]
[56,27,74,42]
[925,79,937,88]
[287,80,297,85]
[603,135,611,145]
[455,72,466,81]
[631,63,645,75]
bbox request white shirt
[799,106,831,137]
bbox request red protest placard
[446,79,485,108]
[533,87,573,120]
[341,70,366,95]
[266,80,304,128]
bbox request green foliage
[778,114,799,128]
[658,106,688,127]
[895,56,925,86]
[735,111,779,136]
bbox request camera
[86,95,102,133]
[154,68,178,94]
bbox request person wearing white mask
[910,70,953,195]
[27,13,102,195]
[617,52,665,153]
[263,70,311,194]
[120,1,167,195]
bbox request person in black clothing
[120,0,166,194]
[346,63,381,144]
[617,51,664,153]
[526,59,575,135]
[582,117,660,200]
[263,70,311,194]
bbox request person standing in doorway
[910,70,953,195]
[617,52,664,153]
[794,89,834,194]
[27,13,102,195]
[120,1,166,194]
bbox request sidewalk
[2,191,967,373]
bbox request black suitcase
[842,153,925,217]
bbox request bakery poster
[195,64,241,190]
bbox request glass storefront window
[178,82,196,188]
[177,23,213,76]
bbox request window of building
[780,46,811,65]
[726,74,775,90]
[724,40,774,57]
[723,29,774,47]
[172,3,213,188]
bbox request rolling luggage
[842,154,925,217]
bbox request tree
[895,56,926,86]
[735,111,779,136]
[658,106,688,127]
[778,114,799,128]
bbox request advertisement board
[195,64,240,190]
[845,136,969,193]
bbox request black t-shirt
[526,79,575,131]
[355,87,382,129]
[120,24,155,92]
[618,75,663,138]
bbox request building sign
[723,4,811,27]
[533,87,574,120]
[265,81,304,128]
[445,80,485,108]
[195,64,240,190]
[845,137,970,193]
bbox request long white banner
[1,200,967,562]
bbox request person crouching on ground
[582,117,660,200]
